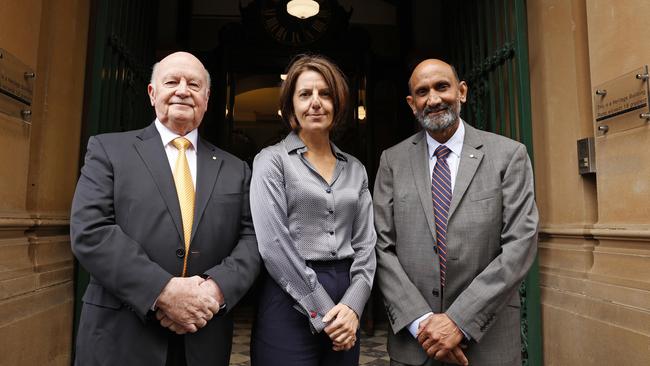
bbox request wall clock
[260,0,334,46]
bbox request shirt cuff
[460,327,471,340]
[408,312,434,337]
[295,282,337,333]
[339,280,371,320]
[407,312,471,341]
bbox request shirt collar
[426,119,465,159]
[155,119,198,150]
[284,130,347,161]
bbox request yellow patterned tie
[171,137,194,277]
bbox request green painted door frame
[444,0,543,365]
[74,0,158,347]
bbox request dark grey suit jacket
[374,123,538,365]
[71,122,260,366]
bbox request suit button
[310,311,317,318]
[328,208,334,214]
[432,290,439,297]
[330,251,336,256]
[325,188,331,194]
[176,248,185,258]
[329,230,334,235]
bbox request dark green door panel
[74,0,158,352]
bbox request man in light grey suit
[373,59,538,366]
[71,52,260,365]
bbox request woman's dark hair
[280,54,349,131]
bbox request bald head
[151,52,211,90]
[408,59,460,94]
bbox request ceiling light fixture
[287,0,320,19]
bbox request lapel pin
[212,156,217,160]
[469,154,476,158]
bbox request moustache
[423,103,452,115]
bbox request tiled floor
[229,309,390,366]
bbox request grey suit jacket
[71,122,260,366]
[373,123,538,365]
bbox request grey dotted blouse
[250,131,377,333]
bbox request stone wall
[528,0,650,364]
[0,0,89,364]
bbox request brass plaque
[0,48,34,122]
[593,65,650,136]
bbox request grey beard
[416,102,460,132]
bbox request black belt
[306,258,352,271]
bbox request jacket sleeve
[374,151,433,333]
[204,160,261,312]
[445,144,538,341]
[70,136,173,320]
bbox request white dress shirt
[426,119,464,192]
[408,120,469,338]
[155,119,198,189]
[150,120,199,311]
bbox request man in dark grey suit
[71,52,260,365]
[374,59,538,365]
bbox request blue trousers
[251,260,361,366]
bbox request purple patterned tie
[432,145,452,287]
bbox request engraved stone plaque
[0,48,35,122]
[593,65,650,136]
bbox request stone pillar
[0,0,89,364]
[528,0,650,364]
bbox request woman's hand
[323,303,359,351]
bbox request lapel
[133,123,184,243]
[191,138,223,243]
[448,123,484,219]
[409,131,438,240]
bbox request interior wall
[527,0,650,364]
[0,0,89,364]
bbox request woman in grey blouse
[249,54,376,366]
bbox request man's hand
[323,303,359,351]
[156,311,197,335]
[155,276,219,333]
[416,313,466,364]
[437,346,469,366]
[199,278,225,307]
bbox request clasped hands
[323,303,359,352]
[155,276,223,334]
[416,313,469,366]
